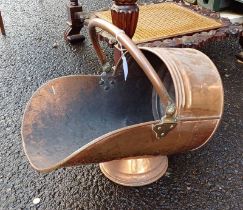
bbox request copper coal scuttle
[21,18,223,186]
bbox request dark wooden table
[63,0,243,62]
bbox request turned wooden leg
[236,32,243,63]
[239,32,243,48]
[111,0,139,39]
[64,0,85,43]
[0,11,6,35]
[111,0,139,64]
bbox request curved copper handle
[88,18,173,108]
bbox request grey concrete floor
[0,0,242,209]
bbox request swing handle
[88,18,173,109]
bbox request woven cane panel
[96,3,223,43]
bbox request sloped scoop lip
[21,74,157,172]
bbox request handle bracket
[153,104,177,138]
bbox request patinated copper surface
[0,11,5,35]
[22,19,223,181]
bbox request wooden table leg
[111,0,139,64]
[0,11,6,35]
[236,32,243,63]
[64,0,85,43]
[111,0,139,39]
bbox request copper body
[21,19,223,186]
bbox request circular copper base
[99,156,168,186]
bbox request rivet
[99,80,104,85]
[104,86,110,91]
[166,104,176,116]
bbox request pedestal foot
[100,156,168,186]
